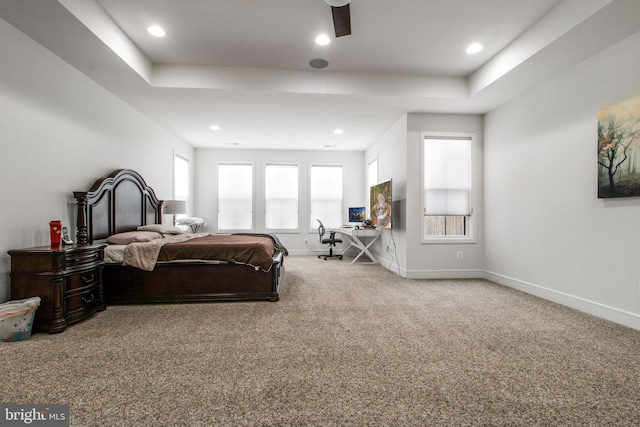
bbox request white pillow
[137,224,184,235]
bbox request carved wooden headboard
[74,169,163,244]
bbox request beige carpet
[2,256,640,426]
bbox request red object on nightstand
[49,220,62,248]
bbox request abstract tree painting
[598,94,640,198]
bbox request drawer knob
[82,294,95,304]
[82,274,95,284]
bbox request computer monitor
[348,207,366,223]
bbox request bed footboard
[103,251,284,304]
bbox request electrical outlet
[456,251,463,260]
[304,238,308,243]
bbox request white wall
[484,30,640,329]
[0,18,194,302]
[406,114,484,278]
[365,115,408,274]
[365,114,484,278]
[194,148,365,255]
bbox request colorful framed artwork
[598,94,640,198]
[369,180,392,229]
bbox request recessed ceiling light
[209,125,221,131]
[324,144,337,148]
[466,43,483,54]
[147,25,166,37]
[334,129,344,135]
[225,142,240,146]
[315,34,331,45]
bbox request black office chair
[317,219,343,260]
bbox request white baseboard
[288,250,322,256]
[484,271,640,330]
[404,269,485,279]
[361,256,484,280]
[289,247,362,257]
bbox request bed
[73,169,286,304]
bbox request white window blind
[423,137,472,216]
[310,165,343,229]
[265,164,298,230]
[218,163,253,230]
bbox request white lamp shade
[163,200,187,215]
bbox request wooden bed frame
[74,169,284,304]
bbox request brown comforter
[157,234,278,272]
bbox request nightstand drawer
[66,268,101,291]
[65,250,102,270]
[66,286,100,315]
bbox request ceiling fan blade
[331,4,351,37]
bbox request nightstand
[8,243,106,333]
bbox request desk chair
[316,219,343,260]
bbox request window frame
[217,161,255,232]
[421,131,476,244]
[264,162,300,233]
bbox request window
[310,165,343,230]
[173,155,189,222]
[367,158,378,218]
[174,154,189,204]
[265,164,299,231]
[218,163,253,231]
[422,133,474,241]
[368,159,378,189]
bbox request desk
[338,227,381,264]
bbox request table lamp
[163,200,187,226]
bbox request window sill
[421,237,476,244]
